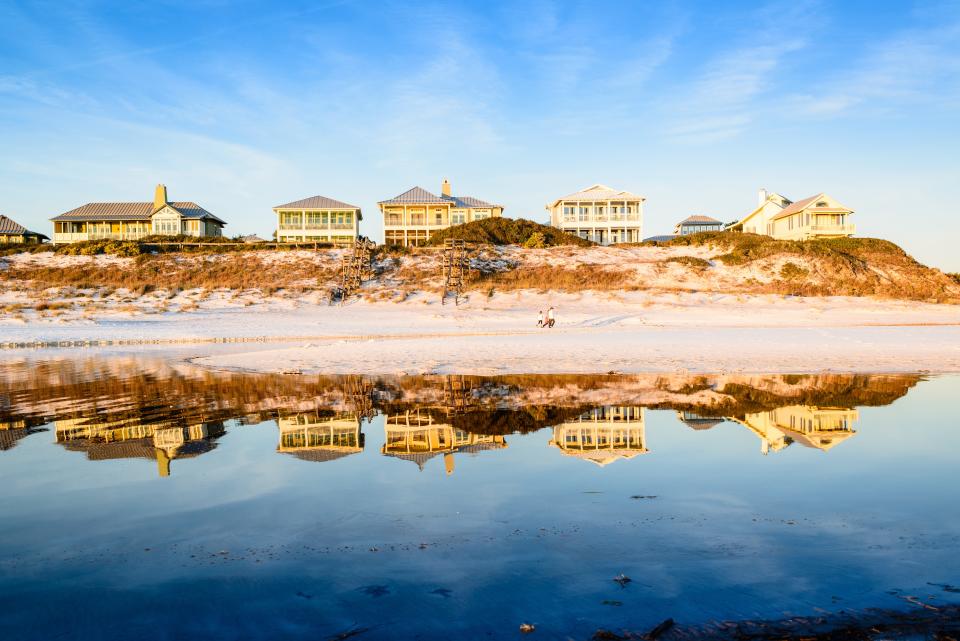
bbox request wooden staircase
[440,239,469,305]
[330,237,375,304]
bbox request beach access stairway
[330,237,375,304]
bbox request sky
[1,0,958,270]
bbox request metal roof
[0,214,48,239]
[51,202,225,224]
[678,215,723,225]
[379,186,450,205]
[274,195,360,210]
[549,184,645,207]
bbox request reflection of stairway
[330,237,375,303]
[440,239,468,305]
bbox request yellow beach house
[273,195,361,246]
[0,214,48,244]
[382,409,507,475]
[729,189,855,240]
[378,179,504,247]
[546,184,645,245]
[731,405,858,455]
[50,184,225,244]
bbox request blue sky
[1,0,958,269]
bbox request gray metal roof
[379,187,502,209]
[0,214,48,239]
[274,195,360,210]
[678,215,723,225]
[379,186,449,205]
[51,202,225,224]
[643,234,678,242]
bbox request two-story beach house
[729,189,855,240]
[546,184,644,245]
[50,184,225,244]
[273,195,361,246]
[674,215,723,235]
[0,214,48,244]
[378,179,504,247]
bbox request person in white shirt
[546,307,556,328]
[537,310,544,327]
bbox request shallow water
[0,358,958,639]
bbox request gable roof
[0,214,49,239]
[678,215,723,225]
[274,195,360,210]
[736,191,792,228]
[550,184,645,207]
[770,193,852,221]
[379,186,503,209]
[379,186,449,205]
[51,201,225,224]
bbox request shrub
[949,273,960,285]
[426,217,593,247]
[522,231,547,249]
[664,255,711,269]
[780,262,810,280]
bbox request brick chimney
[154,184,168,211]
[441,178,451,197]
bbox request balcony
[808,224,855,235]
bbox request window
[452,212,466,225]
[816,201,828,207]
[435,213,443,225]
[473,212,490,221]
[387,213,401,225]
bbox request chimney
[758,188,768,206]
[441,178,451,197]
[154,184,168,211]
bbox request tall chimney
[757,188,768,206]
[154,184,168,211]
[441,178,451,197]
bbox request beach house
[50,184,225,244]
[674,215,723,235]
[731,406,858,455]
[729,189,855,240]
[378,179,504,247]
[382,409,507,475]
[546,184,644,245]
[0,214,48,244]
[276,412,364,463]
[273,195,361,246]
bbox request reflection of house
[728,189,855,240]
[50,184,225,244]
[732,406,858,454]
[276,412,364,463]
[55,416,224,477]
[546,184,644,245]
[549,406,646,467]
[382,409,507,474]
[675,411,725,430]
[379,179,504,247]
[273,195,361,246]
[0,419,47,451]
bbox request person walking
[547,306,556,328]
[537,310,544,328]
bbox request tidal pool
[0,358,958,639]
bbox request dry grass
[472,264,633,292]
[1,252,341,294]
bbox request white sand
[3,289,959,374]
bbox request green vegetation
[779,262,810,280]
[664,255,711,269]
[426,217,593,247]
[949,273,960,285]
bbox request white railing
[809,224,855,234]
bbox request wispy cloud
[664,0,819,142]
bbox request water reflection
[550,406,647,467]
[0,359,923,475]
